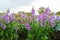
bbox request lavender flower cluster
[0,7,60,31]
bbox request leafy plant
[26,21,55,40]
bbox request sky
[0,0,60,14]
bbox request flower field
[0,7,60,40]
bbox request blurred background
[0,0,60,15]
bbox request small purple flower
[45,7,51,14]
[41,21,46,26]
[48,15,55,22]
[48,15,56,27]
[1,25,6,30]
[10,13,15,22]
[25,22,31,30]
[31,7,35,16]
[43,14,47,20]
[3,14,9,24]
[38,13,47,21]
[38,14,43,21]
[29,16,33,22]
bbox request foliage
[0,22,18,40]
[26,21,55,40]
[0,7,60,40]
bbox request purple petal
[3,14,9,24]
[48,15,55,22]
[31,7,35,16]
[25,22,31,30]
[45,7,51,14]
[41,21,46,26]
[10,13,15,22]
[38,13,47,21]
[1,25,6,30]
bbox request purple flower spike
[38,14,43,21]
[3,14,9,24]
[1,25,6,30]
[31,7,35,16]
[48,15,55,22]
[38,13,47,21]
[10,13,15,22]
[25,22,31,30]
[45,7,51,14]
[48,15,56,27]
